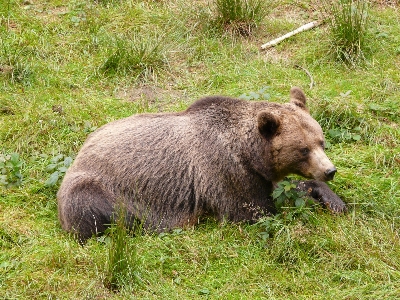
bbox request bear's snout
[324,167,337,181]
[305,148,337,182]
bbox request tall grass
[321,0,370,65]
[214,0,267,36]
[104,204,141,291]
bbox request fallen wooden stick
[261,21,321,50]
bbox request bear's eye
[301,148,310,156]
[321,141,325,150]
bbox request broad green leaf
[325,141,332,149]
[275,197,284,207]
[328,129,341,138]
[58,166,68,173]
[0,175,8,186]
[344,132,352,140]
[262,93,271,100]
[10,153,20,165]
[295,198,305,207]
[272,188,283,199]
[46,164,58,171]
[284,184,293,192]
[63,157,73,167]
[199,288,210,295]
[259,232,270,241]
[51,154,64,164]
[45,171,59,187]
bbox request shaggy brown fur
[57,87,346,241]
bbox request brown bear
[57,87,346,242]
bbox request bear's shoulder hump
[186,96,244,113]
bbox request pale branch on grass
[260,21,321,50]
[294,65,315,89]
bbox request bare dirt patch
[28,4,70,23]
[373,0,399,7]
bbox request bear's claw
[295,180,347,213]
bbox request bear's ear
[257,111,281,139]
[290,87,309,112]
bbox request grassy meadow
[1,0,400,298]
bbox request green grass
[1,0,400,298]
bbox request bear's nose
[324,167,337,181]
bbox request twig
[294,65,315,89]
[260,21,321,50]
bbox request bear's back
[186,96,246,113]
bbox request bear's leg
[295,180,347,213]
[58,173,115,243]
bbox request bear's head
[257,87,337,182]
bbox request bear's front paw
[311,182,347,213]
[296,180,347,214]
[323,196,347,214]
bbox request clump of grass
[321,0,370,65]
[213,0,267,36]
[104,203,141,291]
[0,36,34,86]
[0,53,34,85]
[100,33,168,80]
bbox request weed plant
[0,152,23,188]
[214,0,267,36]
[44,154,74,187]
[257,179,317,243]
[321,0,370,65]
[239,85,271,100]
[272,180,313,210]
